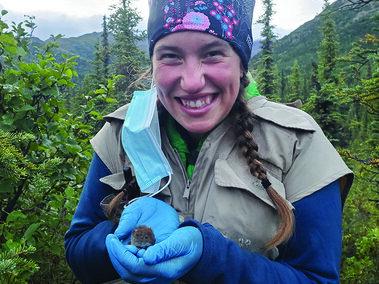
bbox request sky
[0,0,336,41]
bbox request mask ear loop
[126,172,172,206]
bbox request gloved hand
[107,226,203,283]
[106,197,180,283]
[142,226,203,278]
[114,197,179,243]
[107,234,169,283]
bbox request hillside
[30,32,148,83]
[250,0,379,76]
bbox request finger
[143,227,202,265]
[106,235,140,267]
[124,244,139,255]
[106,235,161,281]
[143,235,186,264]
[110,255,157,283]
[106,235,159,277]
[137,248,146,258]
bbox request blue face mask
[122,88,173,194]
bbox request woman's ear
[239,62,245,78]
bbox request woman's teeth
[180,96,213,108]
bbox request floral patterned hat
[147,0,255,70]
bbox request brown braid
[231,73,294,249]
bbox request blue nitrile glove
[106,226,203,282]
[106,234,166,283]
[142,226,203,278]
[106,197,180,283]
[114,197,179,242]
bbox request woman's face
[152,31,242,140]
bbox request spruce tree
[287,60,302,102]
[304,0,343,145]
[279,70,287,101]
[318,0,339,85]
[108,0,149,103]
[309,61,321,93]
[102,15,111,79]
[93,40,106,83]
[302,77,309,102]
[257,0,279,99]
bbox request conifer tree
[318,0,339,85]
[302,77,309,102]
[108,0,148,103]
[279,70,287,101]
[93,40,106,83]
[303,0,343,145]
[102,15,110,79]
[287,60,302,102]
[257,0,279,99]
[310,61,321,93]
[91,15,111,82]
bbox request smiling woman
[64,0,353,283]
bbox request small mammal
[130,225,156,249]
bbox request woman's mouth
[178,94,215,109]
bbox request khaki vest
[92,96,353,271]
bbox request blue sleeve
[180,180,342,284]
[64,153,120,283]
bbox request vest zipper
[171,148,191,213]
[184,178,191,213]
[183,179,191,199]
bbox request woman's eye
[203,50,224,62]
[161,53,179,60]
[207,51,222,57]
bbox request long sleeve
[181,180,342,284]
[64,153,120,283]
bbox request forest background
[0,0,378,283]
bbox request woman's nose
[180,61,205,93]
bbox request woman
[65,0,353,283]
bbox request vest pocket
[214,159,293,210]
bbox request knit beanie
[147,0,255,70]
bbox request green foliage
[0,12,121,282]
[337,24,379,284]
[340,162,379,283]
[0,130,36,191]
[0,245,39,283]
